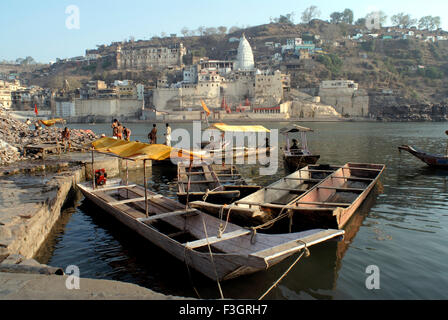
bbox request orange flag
[201,99,210,117]
[34,104,38,116]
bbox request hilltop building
[116,43,186,70]
[152,34,290,116]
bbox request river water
[34,121,448,299]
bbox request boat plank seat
[138,209,199,223]
[329,176,374,181]
[317,186,365,192]
[94,191,147,219]
[185,229,251,249]
[179,180,217,184]
[92,184,137,193]
[283,178,323,182]
[108,195,163,206]
[264,187,306,194]
[295,201,350,207]
[234,201,337,211]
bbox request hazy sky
[1,0,447,63]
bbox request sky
[1,0,448,63]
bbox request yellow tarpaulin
[207,123,271,133]
[91,137,205,161]
[39,119,65,127]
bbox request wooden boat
[190,164,339,226]
[192,163,385,231]
[177,162,240,204]
[281,125,320,171]
[77,178,345,281]
[209,163,262,198]
[398,145,448,168]
[177,163,261,204]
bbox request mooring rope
[258,240,310,300]
[201,215,225,300]
[183,246,202,299]
[217,204,232,238]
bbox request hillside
[19,20,448,105]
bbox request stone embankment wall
[369,93,448,121]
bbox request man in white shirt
[165,123,172,146]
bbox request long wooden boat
[177,162,240,204]
[177,163,261,204]
[76,179,344,281]
[190,164,339,226]
[398,145,448,168]
[192,163,385,231]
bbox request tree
[418,16,441,30]
[330,12,344,24]
[217,26,227,35]
[228,26,240,34]
[204,27,218,36]
[342,9,354,24]
[181,27,189,37]
[301,6,320,24]
[355,18,366,26]
[197,26,205,36]
[391,13,417,28]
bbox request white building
[235,34,255,71]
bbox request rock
[0,107,98,167]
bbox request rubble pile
[0,107,98,166]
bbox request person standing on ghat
[148,124,157,144]
[165,123,171,146]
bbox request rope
[217,204,232,238]
[258,240,310,300]
[201,215,225,300]
[183,246,202,299]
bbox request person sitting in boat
[290,139,303,155]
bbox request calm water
[35,121,448,299]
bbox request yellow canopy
[207,123,270,133]
[91,137,205,161]
[39,119,65,127]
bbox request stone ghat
[0,153,185,300]
[0,106,98,166]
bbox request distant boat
[398,145,448,168]
[280,125,320,172]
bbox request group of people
[111,119,131,141]
[110,120,172,146]
[148,123,171,146]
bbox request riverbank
[0,152,184,300]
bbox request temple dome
[236,34,255,70]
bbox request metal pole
[185,159,193,210]
[144,159,148,218]
[126,160,129,198]
[91,149,95,190]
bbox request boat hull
[283,154,320,171]
[398,145,448,168]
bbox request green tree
[342,9,354,24]
[391,13,417,28]
[301,6,320,24]
[330,12,343,24]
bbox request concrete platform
[0,272,187,300]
